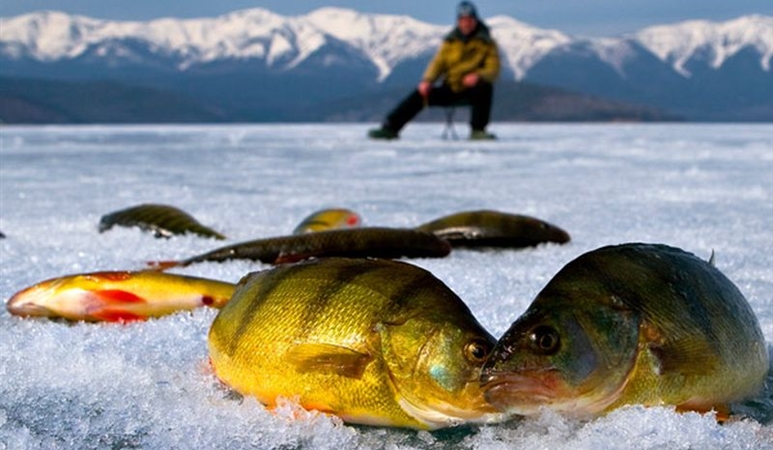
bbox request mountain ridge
[2,8,770,80]
[1,8,771,122]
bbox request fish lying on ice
[99,203,226,240]
[6,270,235,322]
[415,210,570,248]
[150,227,451,269]
[480,243,769,419]
[208,258,506,430]
[292,208,362,234]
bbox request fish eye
[464,339,491,363]
[529,325,560,355]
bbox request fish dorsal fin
[285,343,373,379]
[708,249,716,266]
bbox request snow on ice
[0,123,771,449]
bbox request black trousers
[384,81,493,133]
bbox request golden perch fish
[151,227,451,269]
[292,208,362,234]
[7,270,235,322]
[415,210,570,248]
[481,243,769,419]
[208,258,506,430]
[99,203,226,240]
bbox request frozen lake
[1,123,772,449]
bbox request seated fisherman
[369,1,500,140]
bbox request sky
[1,0,771,36]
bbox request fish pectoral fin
[649,335,718,376]
[93,289,146,304]
[285,343,373,379]
[274,253,307,264]
[84,290,148,322]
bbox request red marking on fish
[273,253,308,265]
[202,296,214,306]
[146,260,181,271]
[346,215,360,226]
[95,289,146,304]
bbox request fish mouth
[395,385,506,429]
[480,371,560,415]
[6,284,62,317]
[6,293,54,317]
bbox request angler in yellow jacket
[369,1,500,140]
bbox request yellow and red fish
[208,258,506,429]
[292,208,362,234]
[6,270,235,322]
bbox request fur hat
[457,1,478,19]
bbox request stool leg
[443,107,459,140]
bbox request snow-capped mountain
[1,8,771,121]
[635,15,773,77]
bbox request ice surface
[1,123,772,449]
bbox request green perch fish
[292,208,362,234]
[99,203,226,240]
[6,270,235,322]
[415,210,570,248]
[208,258,506,430]
[151,227,451,269]
[480,243,769,419]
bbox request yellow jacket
[422,23,500,92]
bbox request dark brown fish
[99,204,226,240]
[150,227,452,269]
[415,210,570,248]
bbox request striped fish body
[163,227,451,267]
[7,270,235,322]
[99,204,226,240]
[292,208,362,234]
[481,243,769,418]
[415,210,570,248]
[208,258,504,430]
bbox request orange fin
[88,271,134,282]
[146,260,181,271]
[94,289,146,304]
[273,253,308,264]
[86,290,148,322]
